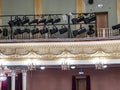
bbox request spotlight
[3,28,8,36]
[14,16,22,26]
[53,18,61,24]
[71,15,84,24]
[73,27,87,37]
[8,20,15,27]
[38,18,46,24]
[50,26,58,34]
[77,15,84,23]
[84,17,90,24]
[112,24,120,30]
[89,13,96,22]
[46,16,53,24]
[31,28,39,34]
[22,16,30,25]
[22,28,30,34]
[59,25,68,34]
[40,27,48,35]
[71,18,78,24]
[14,28,21,35]
[87,25,95,35]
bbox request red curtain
[16,73,22,90]
[1,80,7,90]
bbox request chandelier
[61,60,70,70]
[95,62,107,69]
[27,62,36,71]
[93,56,107,70]
[0,73,7,81]
[0,65,7,81]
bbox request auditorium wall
[27,67,120,90]
[1,0,117,27]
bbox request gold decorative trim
[0,40,120,61]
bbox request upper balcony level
[0,13,119,43]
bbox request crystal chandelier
[61,60,70,70]
[27,63,36,71]
[0,65,7,81]
[0,73,7,81]
[93,56,107,70]
[95,62,107,69]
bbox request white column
[11,70,16,90]
[22,70,27,90]
[103,28,106,38]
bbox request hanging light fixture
[0,65,7,81]
[0,73,7,81]
[92,56,107,70]
[61,60,70,70]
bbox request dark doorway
[72,75,91,90]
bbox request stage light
[71,18,78,24]
[40,27,48,35]
[22,16,30,25]
[112,24,120,30]
[46,16,53,24]
[73,27,87,37]
[31,28,39,35]
[50,26,58,34]
[38,18,46,24]
[14,16,22,26]
[14,28,21,35]
[87,25,95,35]
[59,25,68,34]
[89,13,96,22]
[3,28,8,36]
[71,15,84,24]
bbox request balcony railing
[0,28,119,42]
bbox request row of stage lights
[8,13,96,27]
[0,13,96,37]
[0,24,95,37]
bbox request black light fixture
[71,15,84,24]
[14,16,22,26]
[23,28,30,34]
[50,25,58,34]
[8,20,15,27]
[38,18,46,25]
[3,28,8,36]
[31,28,39,35]
[77,15,84,23]
[71,17,78,24]
[21,16,30,25]
[89,13,96,22]
[46,16,53,24]
[87,25,95,35]
[53,15,61,24]
[112,24,120,30]
[59,25,68,34]
[40,26,48,35]
[14,28,21,35]
[73,27,87,37]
